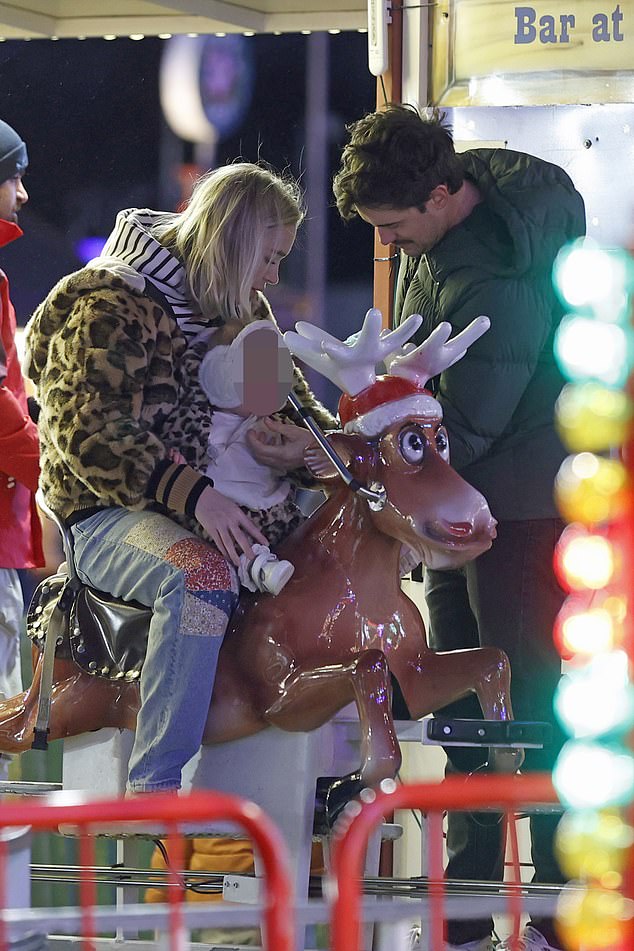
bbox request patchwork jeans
[71,507,239,792]
[0,568,24,781]
[0,568,24,701]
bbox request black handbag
[26,574,150,682]
[26,499,152,748]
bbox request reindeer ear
[304,432,358,482]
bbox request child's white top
[205,411,291,510]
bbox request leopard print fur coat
[24,263,337,549]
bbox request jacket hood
[0,218,22,249]
[23,262,152,387]
[429,149,586,280]
[101,209,194,321]
[24,257,275,391]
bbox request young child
[170,319,300,596]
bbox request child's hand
[169,448,187,465]
[250,418,283,447]
[247,417,313,470]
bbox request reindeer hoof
[313,772,364,834]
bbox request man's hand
[194,485,268,566]
[246,417,314,471]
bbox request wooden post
[373,1,403,328]
[373,0,404,880]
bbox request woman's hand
[194,485,268,566]
[246,417,314,471]
[168,448,187,465]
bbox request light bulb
[555,382,631,452]
[553,740,634,808]
[555,603,618,658]
[553,239,634,322]
[556,808,634,879]
[554,653,634,738]
[555,453,628,525]
[554,525,616,591]
[555,316,629,387]
[557,879,633,949]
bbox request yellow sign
[430,0,634,105]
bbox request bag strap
[32,577,81,750]
[32,491,82,750]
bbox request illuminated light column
[550,238,634,950]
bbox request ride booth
[388,0,634,946]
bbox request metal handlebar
[287,392,387,511]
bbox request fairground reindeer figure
[0,309,522,824]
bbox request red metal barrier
[0,789,295,951]
[329,772,560,951]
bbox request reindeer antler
[284,308,422,396]
[285,309,491,439]
[383,315,490,386]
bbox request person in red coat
[0,118,43,779]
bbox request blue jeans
[0,567,24,702]
[0,568,24,781]
[424,518,566,946]
[71,507,239,792]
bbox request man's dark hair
[333,104,465,220]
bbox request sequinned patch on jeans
[181,592,238,637]
[166,537,236,592]
[165,537,239,635]
[123,514,191,558]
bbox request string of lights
[548,237,634,949]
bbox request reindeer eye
[399,426,426,465]
[436,426,449,461]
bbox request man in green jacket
[333,104,586,951]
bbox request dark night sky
[0,31,376,324]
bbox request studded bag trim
[26,571,150,682]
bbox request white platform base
[62,708,381,908]
[0,825,31,909]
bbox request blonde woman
[24,162,335,794]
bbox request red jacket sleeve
[0,383,40,492]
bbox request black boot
[313,771,364,834]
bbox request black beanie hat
[0,119,28,185]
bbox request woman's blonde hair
[152,162,304,322]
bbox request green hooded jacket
[394,148,586,520]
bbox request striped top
[100,207,214,341]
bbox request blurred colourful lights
[552,240,634,950]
